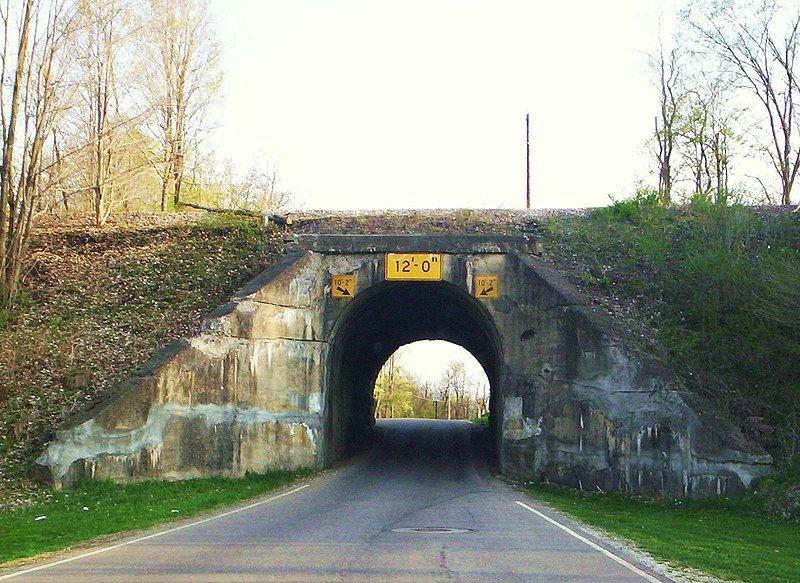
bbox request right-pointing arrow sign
[331,275,356,298]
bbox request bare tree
[73,0,135,226]
[48,126,69,212]
[438,360,469,419]
[651,42,684,204]
[709,97,734,202]
[184,154,294,212]
[686,0,800,205]
[216,157,293,212]
[679,74,736,201]
[143,0,220,210]
[681,89,712,196]
[0,0,74,307]
[227,158,293,213]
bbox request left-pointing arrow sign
[474,274,499,299]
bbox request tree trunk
[0,0,35,308]
[160,152,172,212]
[172,152,183,207]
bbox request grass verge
[526,483,800,583]
[0,470,310,566]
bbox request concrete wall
[35,238,773,496]
[490,254,772,497]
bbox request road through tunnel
[326,280,503,464]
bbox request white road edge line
[515,500,662,583]
[0,483,310,581]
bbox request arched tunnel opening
[326,279,504,465]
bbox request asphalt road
[3,419,669,582]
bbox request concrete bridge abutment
[35,235,772,497]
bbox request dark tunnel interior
[326,280,503,463]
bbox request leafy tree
[373,356,415,418]
[651,40,685,203]
[141,0,220,210]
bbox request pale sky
[392,340,489,394]
[213,0,674,211]
[212,1,677,384]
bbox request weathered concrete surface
[288,233,543,255]
[35,235,772,496]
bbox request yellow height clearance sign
[385,253,442,281]
[331,274,356,298]
[474,275,499,299]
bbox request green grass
[0,470,309,566]
[470,413,490,426]
[526,483,800,583]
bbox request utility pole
[526,113,531,209]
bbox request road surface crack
[438,546,456,582]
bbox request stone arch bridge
[36,235,771,497]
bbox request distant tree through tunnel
[372,341,490,421]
